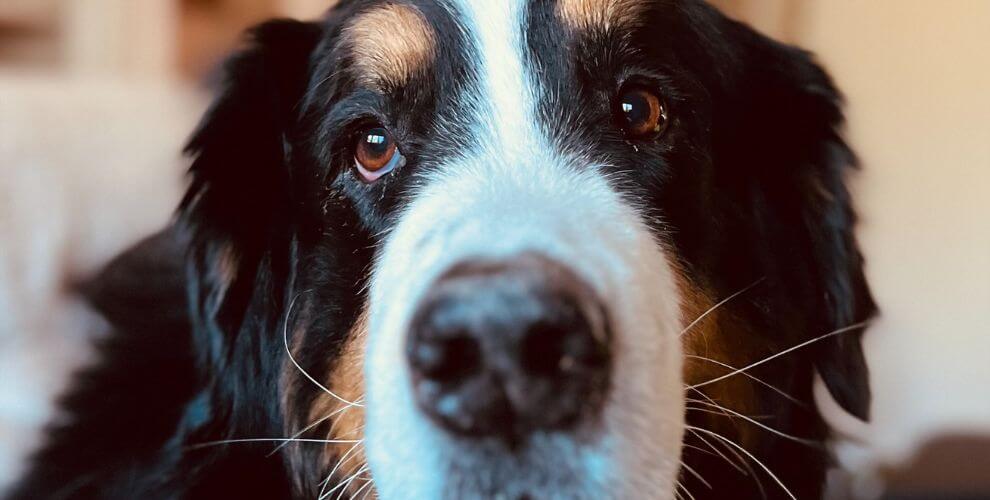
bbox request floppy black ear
[708,14,877,420]
[179,20,322,354]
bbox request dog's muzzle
[364,161,685,499]
[406,254,611,441]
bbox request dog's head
[180,1,874,498]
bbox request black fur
[522,2,875,497]
[10,1,874,498]
[6,228,197,499]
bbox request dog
[9,0,875,498]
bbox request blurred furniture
[0,74,203,491]
[881,434,990,500]
[0,0,330,80]
[0,0,60,68]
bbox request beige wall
[178,0,331,78]
[63,0,176,78]
[806,0,990,440]
[721,0,990,492]
[279,0,334,19]
[709,0,801,42]
[0,0,333,78]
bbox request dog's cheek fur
[664,4,877,497]
[180,17,324,386]
[677,274,761,450]
[175,17,331,496]
[317,312,368,496]
[688,4,875,421]
[282,306,369,498]
[676,271,832,499]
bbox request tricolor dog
[11,1,875,499]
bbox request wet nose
[406,254,611,441]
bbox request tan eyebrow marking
[344,3,437,87]
[556,0,646,31]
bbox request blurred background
[1,0,987,498]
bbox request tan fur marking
[345,4,436,87]
[214,244,240,290]
[556,0,646,31]
[677,272,761,448]
[311,310,369,496]
[280,303,370,495]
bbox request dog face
[181,1,875,498]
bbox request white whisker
[690,427,767,499]
[682,443,718,458]
[351,478,375,500]
[688,426,795,500]
[689,321,870,390]
[359,482,376,500]
[335,464,370,500]
[185,437,360,451]
[320,464,369,500]
[676,481,697,500]
[270,414,332,456]
[283,290,363,408]
[685,355,808,408]
[686,401,773,420]
[686,428,747,476]
[679,461,712,490]
[270,397,366,457]
[687,399,820,447]
[678,278,765,338]
[318,441,364,498]
[686,390,735,422]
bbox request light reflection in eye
[354,125,404,183]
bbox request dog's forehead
[555,0,650,30]
[340,3,437,87]
[336,0,652,87]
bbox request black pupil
[620,91,651,127]
[363,128,390,158]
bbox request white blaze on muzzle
[364,159,686,498]
[361,1,686,498]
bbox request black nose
[406,254,611,441]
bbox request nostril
[520,321,573,377]
[519,302,608,379]
[407,254,613,439]
[409,333,482,383]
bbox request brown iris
[617,86,668,138]
[356,127,397,171]
[354,126,403,182]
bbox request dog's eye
[355,126,404,182]
[616,86,668,139]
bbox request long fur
[8,2,875,499]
